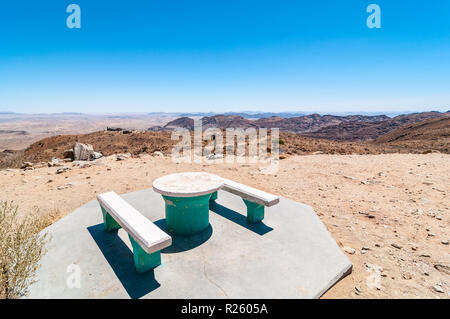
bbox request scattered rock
[432,284,444,293]
[48,158,64,167]
[343,246,356,254]
[207,154,223,160]
[92,152,103,160]
[116,153,131,161]
[73,161,91,168]
[67,181,84,187]
[391,243,402,249]
[365,263,383,272]
[152,151,164,158]
[441,240,449,245]
[419,253,431,258]
[122,130,133,134]
[434,263,450,275]
[56,167,70,174]
[402,273,412,280]
[21,162,33,169]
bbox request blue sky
[1,0,449,114]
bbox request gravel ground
[0,153,448,298]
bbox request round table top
[152,172,224,197]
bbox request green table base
[162,193,212,235]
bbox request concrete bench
[212,178,280,223]
[97,192,172,273]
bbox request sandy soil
[0,153,448,298]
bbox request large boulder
[73,143,94,161]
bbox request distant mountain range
[152,111,450,142]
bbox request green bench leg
[243,199,265,224]
[209,191,217,209]
[100,206,121,232]
[128,235,161,273]
[210,191,218,201]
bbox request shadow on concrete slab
[209,201,273,236]
[87,224,160,299]
[154,219,213,254]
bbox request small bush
[0,202,50,299]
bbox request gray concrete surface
[27,188,352,299]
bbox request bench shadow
[87,224,160,299]
[153,219,213,254]
[209,201,273,235]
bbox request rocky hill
[374,117,450,145]
[159,111,449,141]
[307,111,449,141]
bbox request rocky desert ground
[0,152,448,299]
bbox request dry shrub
[0,202,50,299]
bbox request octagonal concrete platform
[28,188,352,299]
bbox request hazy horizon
[0,108,449,117]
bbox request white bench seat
[211,178,280,223]
[221,178,280,207]
[97,191,172,273]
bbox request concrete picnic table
[152,172,224,235]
